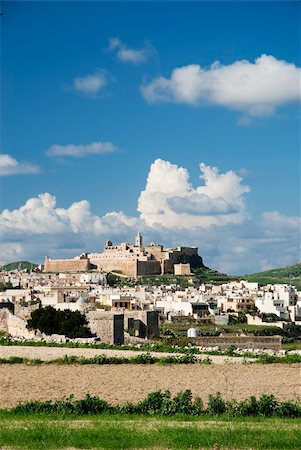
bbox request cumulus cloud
[137,159,250,228]
[0,154,40,176]
[141,55,301,117]
[108,37,155,64]
[0,193,139,265]
[46,141,117,158]
[73,70,110,95]
[0,160,299,275]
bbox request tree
[27,306,93,338]
[0,282,13,292]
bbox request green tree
[0,282,13,292]
[27,306,93,338]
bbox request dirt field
[1,363,300,408]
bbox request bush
[192,396,204,415]
[258,394,278,417]
[207,393,227,415]
[137,391,172,415]
[133,353,156,364]
[27,306,92,338]
[171,390,193,414]
[73,395,110,415]
[235,396,259,416]
[276,401,301,418]
[6,391,301,418]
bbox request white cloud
[0,154,40,176]
[137,159,250,228]
[73,70,110,95]
[141,55,301,117]
[0,193,139,266]
[108,37,155,64]
[0,160,299,275]
[46,141,117,158]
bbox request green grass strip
[0,353,212,365]
[1,417,301,449]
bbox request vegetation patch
[2,391,301,418]
[0,353,212,365]
[1,416,300,449]
[27,306,93,338]
[0,261,37,272]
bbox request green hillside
[0,261,38,272]
[239,262,301,290]
[193,267,235,284]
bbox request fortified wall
[44,256,90,273]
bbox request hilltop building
[44,233,204,278]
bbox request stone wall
[14,303,40,321]
[137,260,161,277]
[0,309,9,334]
[87,311,124,345]
[194,335,282,350]
[44,257,89,273]
[89,258,138,278]
[0,308,36,339]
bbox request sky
[0,0,300,275]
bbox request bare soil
[1,362,300,408]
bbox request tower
[135,232,143,249]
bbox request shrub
[207,393,227,415]
[258,394,278,416]
[137,390,172,415]
[73,395,110,415]
[235,396,259,416]
[192,396,204,415]
[276,401,301,418]
[133,353,156,364]
[6,392,301,418]
[171,390,193,414]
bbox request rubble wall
[195,336,282,350]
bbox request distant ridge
[238,262,301,290]
[0,261,37,271]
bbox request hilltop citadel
[44,233,204,278]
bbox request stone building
[44,233,204,278]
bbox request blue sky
[1,1,300,274]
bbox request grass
[282,341,301,351]
[1,353,300,365]
[1,391,301,448]
[255,354,301,364]
[0,353,212,365]
[0,415,300,449]
[238,262,301,290]
[0,336,202,354]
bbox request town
[1,234,300,352]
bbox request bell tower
[135,232,143,249]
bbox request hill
[193,267,235,284]
[0,261,38,272]
[239,262,301,290]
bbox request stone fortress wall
[44,256,89,273]
[44,233,202,278]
